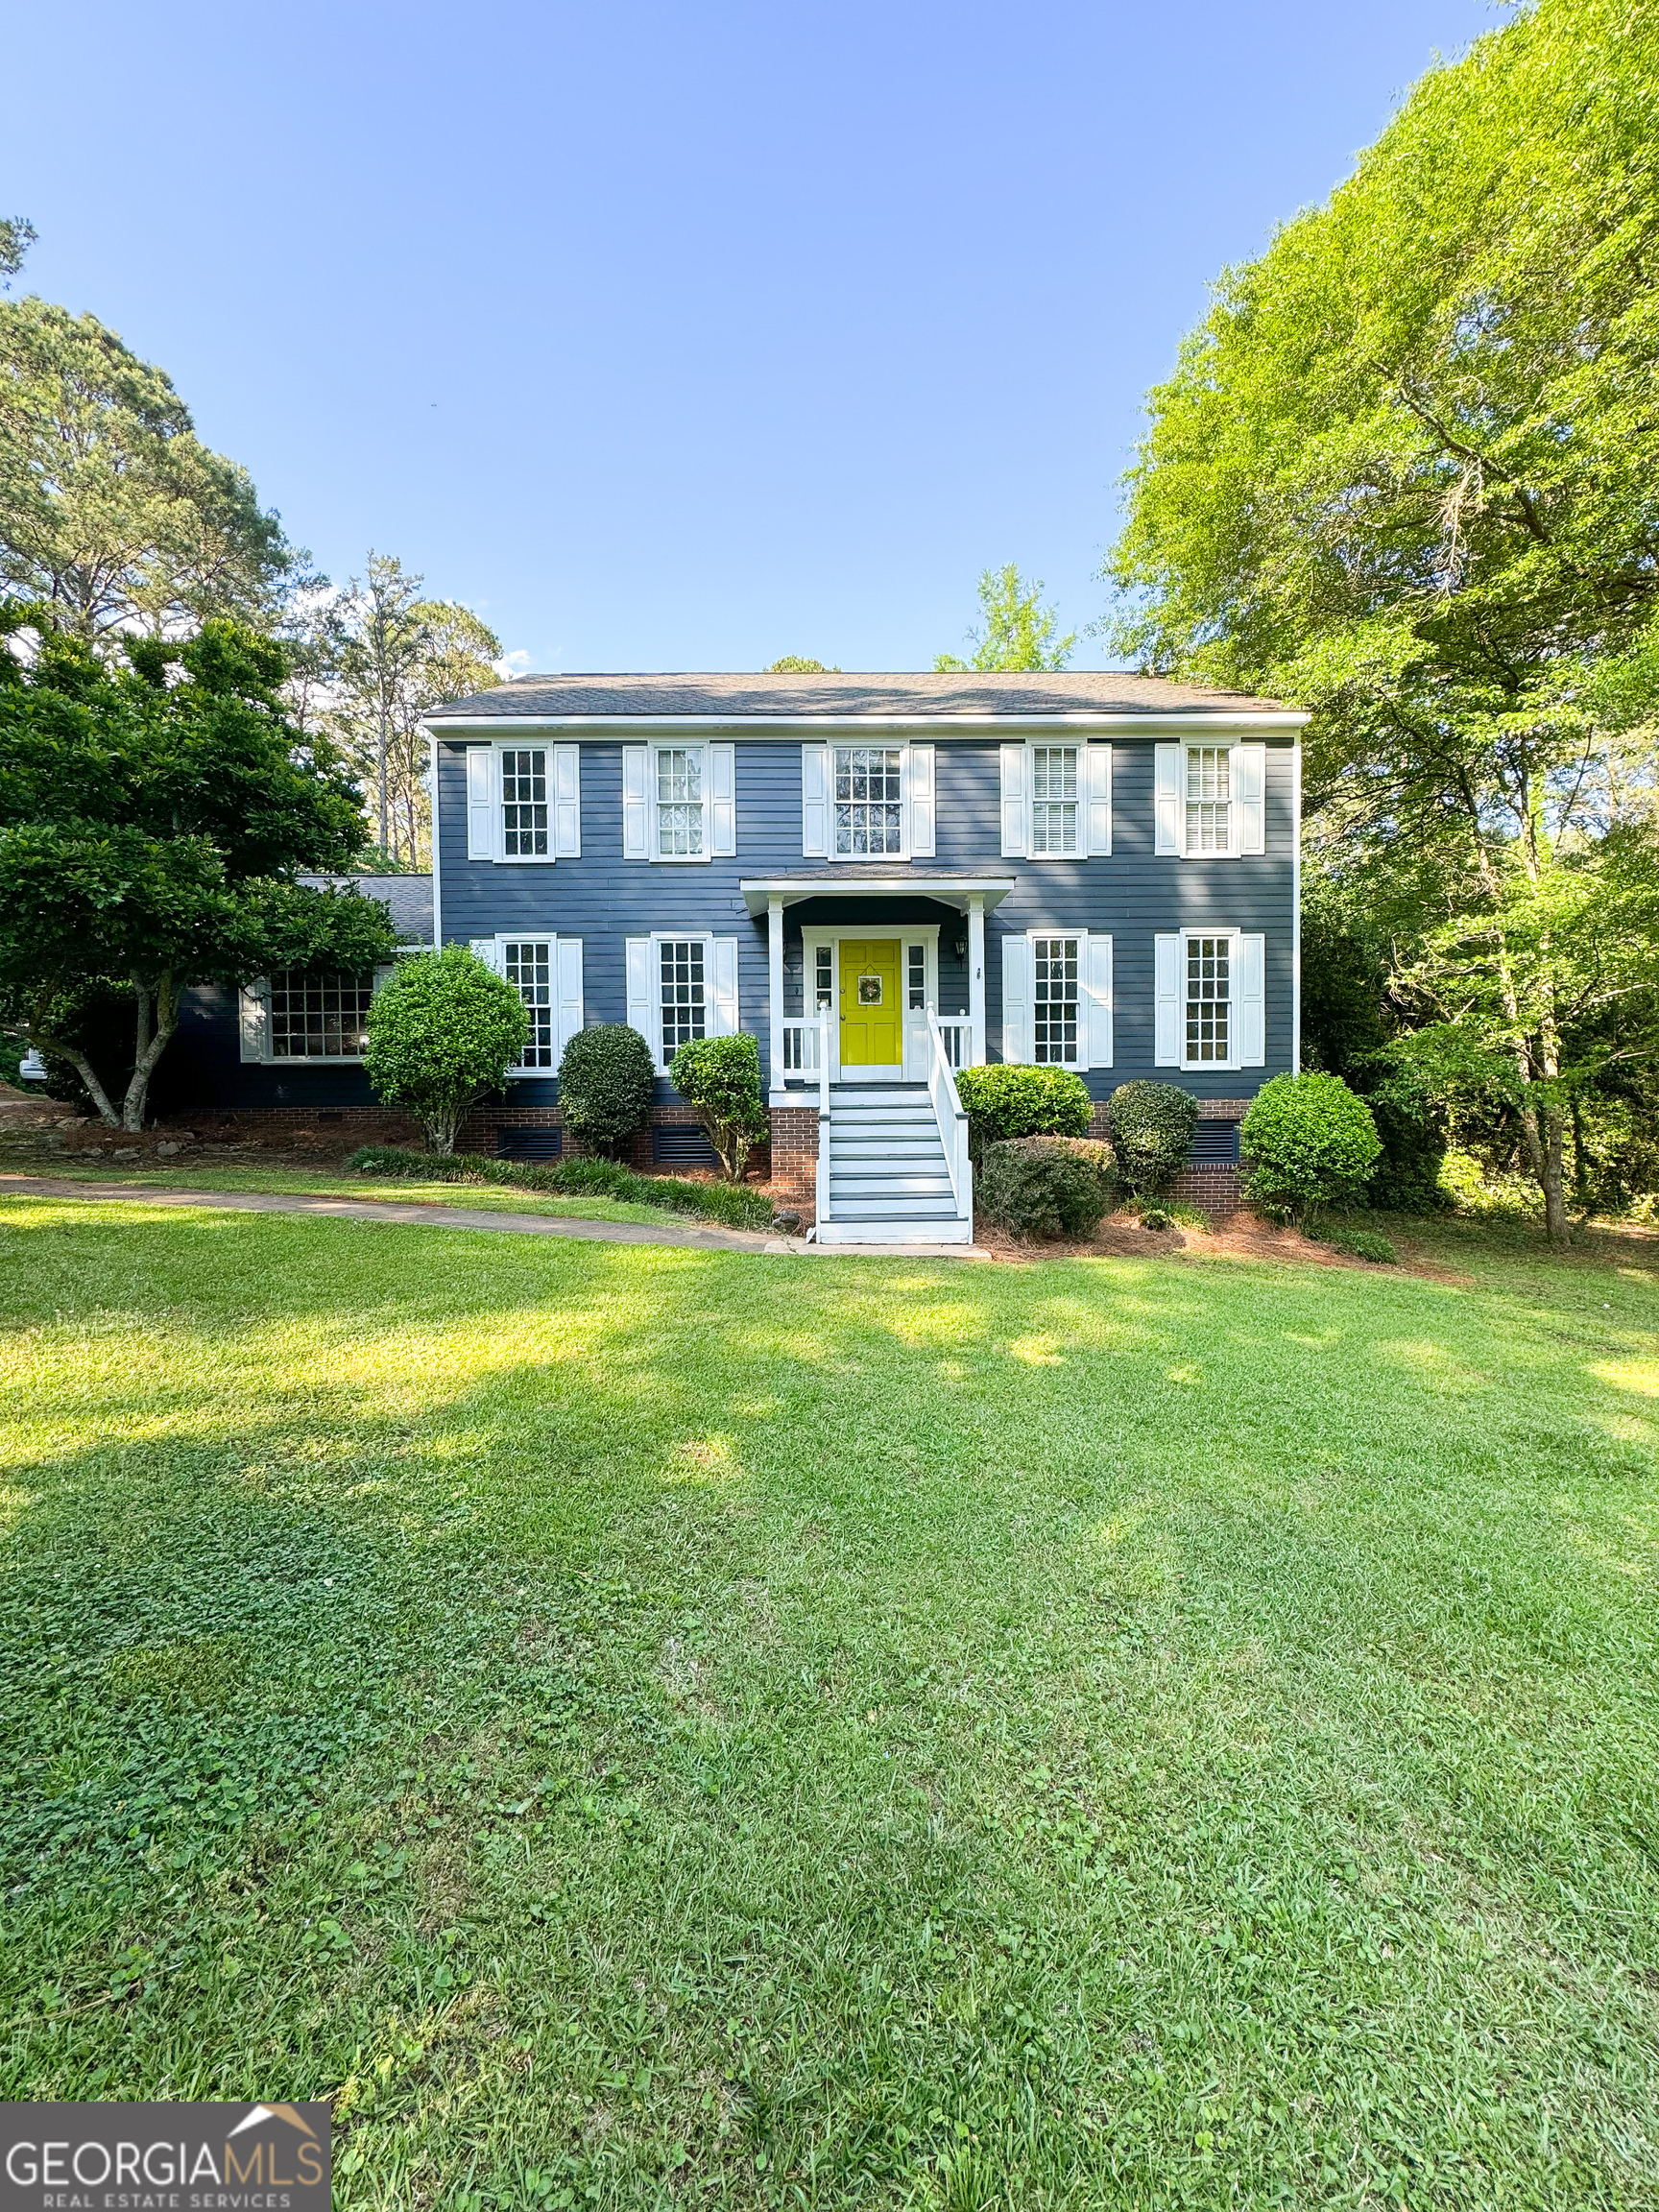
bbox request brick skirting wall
[1086,1095,1250,1216]
[150,1104,422,1145]
[766,1106,820,1218]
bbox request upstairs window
[501,748,549,857]
[661,938,707,1056]
[1185,746,1232,854]
[269,970,375,1059]
[504,939,556,1068]
[1029,746,1079,855]
[833,747,903,855]
[656,748,705,856]
[1032,935,1080,1065]
[1185,934,1231,1063]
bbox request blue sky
[8,0,1496,675]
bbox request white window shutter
[625,936,655,1059]
[1234,742,1266,855]
[1082,932,1113,1070]
[1154,744,1183,856]
[237,982,268,1062]
[622,745,650,859]
[1237,932,1265,1065]
[1000,933,1033,1064]
[470,936,503,975]
[709,743,736,856]
[556,937,584,1060]
[1085,743,1112,856]
[1154,932,1182,1065]
[710,936,739,1035]
[552,743,581,857]
[906,743,935,857]
[999,743,1027,857]
[802,743,830,856]
[466,747,495,860]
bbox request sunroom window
[269,970,375,1059]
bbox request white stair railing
[926,1008,973,1225]
[814,1006,832,1225]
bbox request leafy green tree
[0,608,395,1129]
[0,218,35,284]
[765,656,839,673]
[557,1023,656,1159]
[0,299,300,642]
[1108,0,1659,1239]
[668,1034,768,1180]
[1240,1073,1382,1232]
[362,945,528,1154]
[935,565,1075,672]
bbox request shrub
[344,1146,775,1228]
[363,945,528,1153]
[1106,1081,1199,1198]
[955,1065,1093,1164]
[668,1033,769,1180]
[1339,1228,1397,1264]
[1240,1071,1382,1230]
[976,1135,1117,1240]
[1140,1207,1172,1231]
[557,1022,656,1159]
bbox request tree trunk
[120,974,180,1132]
[1539,1100,1568,1245]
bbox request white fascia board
[423,710,1310,735]
[738,875,1018,915]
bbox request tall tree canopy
[1109,0,1659,1238]
[936,565,1075,673]
[0,296,300,642]
[0,609,396,1129]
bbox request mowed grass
[0,1198,1655,2211]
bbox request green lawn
[1,1196,1655,2210]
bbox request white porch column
[968,895,986,1065]
[767,894,786,1096]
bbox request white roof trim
[425,710,1308,736]
[738,875,1018,915]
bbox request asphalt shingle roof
[425,670,1289,720]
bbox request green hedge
[1105,1081,1198,1198]
[344,1147,776,1229]
[1240,1072,1382,1229]
[557,1023,657,1158]
[976,1136,1118,1240]
[955,1065,1094,1163]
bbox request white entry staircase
[811,1015,974,1246]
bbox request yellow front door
[839,939,902,1066]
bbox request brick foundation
[151,1104,422,1146]
[1085,1096,1248,1216]
[766,1106,820,1219]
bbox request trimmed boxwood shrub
[955,1064,1093,1164]
[557,1022,657,1158]
[1105,1081,1198,1198]
[363,945,529,1154]
[669,1032,769,1180]
[976,1135,1118,1240]
[1240,1071,1382,1229]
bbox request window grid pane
[833,747,903,855]
[656,747,705,856]
[907,944,926,1010]
[1030,745,1079,855]
[1032,935,1079,1066]
[661,938,707,1057]
[505,939,555,1067]
[1185,935,1231,1063]
[502,748,549,857]
[1186,746,1231,853]
[269,970,375,1058]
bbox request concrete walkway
[0,1175,989,1260]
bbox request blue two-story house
[410,669,1306,1242]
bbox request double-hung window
[1154,928,1265,1070]
[1031,934,1081,1064]
[466,743,580,861]
[999,742,1111,857]
[1001,930,1112,1069]
[834,747,903,855]
[626,931,741,1069]
[622,743,735,860]
[502,748,549,856]
[659,937,707,1055]
[504,939,556,1068]
[1154,741,1266,857]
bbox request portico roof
[739,874,1017,916]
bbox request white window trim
[1154,740,1265,859]
[238,964,396,1066]
[467,741,581,865]
[999,927,1113,1070]
[622,741,736,863]
[626,929,741,1070]
[471,932,585,1076]
[804,742,934,861]
[1153,926,1264,1072]
[1000,741,1111,860]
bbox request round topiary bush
[363,944,529,1154]
[976,1135,1118,1240]
[1240,1071,1382,1230]
[954,1064,1093,1164]
[558,1022,657,1159]
[669,1032,769,1180]
[1105,1081,1199,1198]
